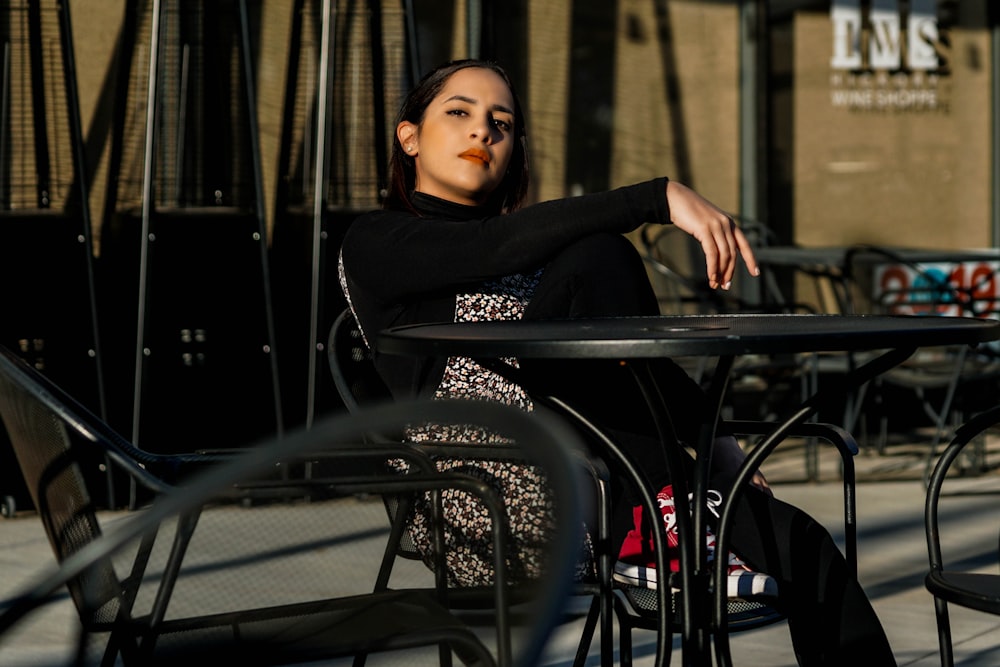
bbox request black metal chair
[0,343,586,667]
[924,404,1000,667]
[844,244,1000,484]
[549,395,861,667]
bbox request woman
[338,58,895,665]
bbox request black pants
[520,233,895,666]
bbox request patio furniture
[924,404,1000,667]
[376,313,999,665]
[327,307,614,667]
[0,343,585,666]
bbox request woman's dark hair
[383,59,529,214]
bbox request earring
[405,144,414,153]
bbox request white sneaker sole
[613,561,778,598]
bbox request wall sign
[829,0,952,113]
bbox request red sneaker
[613,485,778,598]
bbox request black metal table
[755,245,1000,314]
[378,313,1000,666]
[755,245,1000,268]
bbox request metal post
[134,0,164,445]
[738,0,766,305]
[306,0,335,429]
[467,0,481,59]
[739,0,764,222]
[238,0,284,436]
[992,7,1000,246]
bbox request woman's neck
[411,191,498,219]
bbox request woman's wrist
[711,435,747,473]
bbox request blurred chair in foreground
[0,342,585,666]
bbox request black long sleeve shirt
[338,177,671,398]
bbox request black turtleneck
[339,177,670,398]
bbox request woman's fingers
[666,181,760,289]
[709,218,737,289]
[750,470,773,496]
[707,215,759,290]
[735,224,761,279]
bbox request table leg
[710,345,916,667]
[689,354,735,660]
[629,359,731,664]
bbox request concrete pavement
[1,432,999,666]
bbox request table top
[755,245,1000,269]
[377,313,1000,360]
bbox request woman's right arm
[342,178,670,301]
[342,177,759,302]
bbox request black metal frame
[0,341,585,666]
[924,404,1000,667]
[0,0,108,510]
[97,0,282,465]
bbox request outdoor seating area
[0,342,588,666]
[4,1,1000,665]
[4,412,1000,666]
[2,303,1000,666]
[750,243,1000,483]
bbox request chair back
[0,343,245,637]
[0,346,147,626]
[0,396,587,667]
[923,404,1000,666]
[327,309,590,582]
[328,308,392,413]
[326,308,427,564]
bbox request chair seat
[613,584,785,633]
[925,570,1000,615]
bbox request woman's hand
[748,470,772,496]
[665,181,760,290]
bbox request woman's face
[398,67,516,206]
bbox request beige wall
[72,3,120,251]
[793,8,991,249]
[611,1,741,293]
[524,0,741,209]
[526,1,572,204]
[70,0,293,250]
[65,1,994,263]
[630,1,740,209]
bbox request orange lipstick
[459,148,490,166]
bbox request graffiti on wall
[874,261,998,316]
